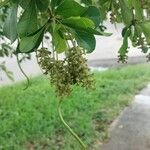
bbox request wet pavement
[102,84,150,150]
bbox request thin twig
[16,54,30,90]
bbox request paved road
[102,84,150,150]
[0,21,147,86]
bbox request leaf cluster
[2,0,109,54]
[81,0,150,62]
[1,0,106,97]
[1,0,150,95]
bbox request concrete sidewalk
[102,84,150,150]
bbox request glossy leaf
[17,0,38,38]
[63,17,95,31]
[75,31,96,53]
[63,16,112,36]
[122,27,128,37]
[82,6,101,27]
[3,4,18,43]
[55,0,87,18]
[53,25,68,53]
[19,27,45,53]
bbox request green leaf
[99,0,110,5]
[52,25,68,53]
[19,26,45,53]
[119,0,133,26]
[19,0,31,9]
[3,4,18,43]
[122,27,128,37]
[131,0,143,21]
[51,0,63,10]
[140,21,150,45]
[82,6,101,27]
[85,27,112,36]
[55,0,87,18]
[63,16,112,36]
[75,31,96,53]
[35,0,49,12]
[63,16,95,31]
[11,0,20,4]
[17,0,38,38]
[119,28,131,57]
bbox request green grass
[0,64,150,150]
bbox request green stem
[57,100,87,150]
[16,55,30,90]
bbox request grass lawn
[0,64,150,150]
